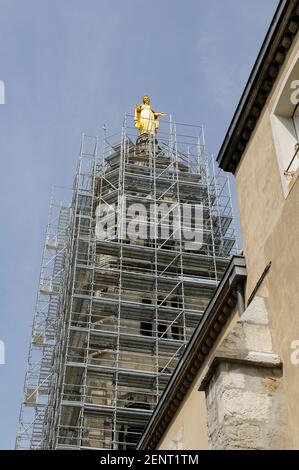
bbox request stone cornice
[198,352,282,393]
[217,0,299,174]
[137,255,247,450]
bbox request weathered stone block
[201,296,287,450]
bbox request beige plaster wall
[158,386,209,450]
[235,34,299,448]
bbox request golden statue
[134,95,166,135]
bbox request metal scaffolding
[16,116,236,450]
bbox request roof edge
[217,0,299,174]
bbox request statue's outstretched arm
[134,105,141,120]
[154,111,166,118]
[134,105,142,128]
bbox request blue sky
[0,0,279,449]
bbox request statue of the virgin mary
[134,95,165,135]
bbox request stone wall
[206,362,284,449]
[200,297,289,450]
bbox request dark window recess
[124,425,143,450]
[163,243,173,250]
[172,324,182,340]
[171,297,181,309]
[171,298,182,339]
[118,425,125,451]
[118,422,144,450]
[140,321,152,336]
[158,323,167,338]
[158,298,166,307]
[141,299,152,336]
[126,402,150,410]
